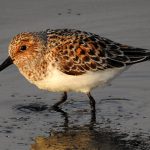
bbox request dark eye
[20,45,27,51]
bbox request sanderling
[0,29,150,111]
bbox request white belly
[33,67,126,93]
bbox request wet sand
[0,0,150,149]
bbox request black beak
[0,56,13,71]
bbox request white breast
[33,66,127,93]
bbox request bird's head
[0,32,47,72]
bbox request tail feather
[106,45,150,67]
[120,47,150,65]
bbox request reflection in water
[31,128,127,150]
[51,106,96,130]
[31,108,129,150]
[51,107,69,129]
[15,101,150,150]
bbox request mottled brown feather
[46,29,150,75]
[47,29,108,75]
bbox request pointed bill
[0,56,13,71]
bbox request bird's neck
[17,55,50,83]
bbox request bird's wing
[104,38,150,66]
[47,29,150,75]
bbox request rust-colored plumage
[46,29,150,75]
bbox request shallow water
[0,0,150,149]
[0,100,150,150]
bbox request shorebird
[0,29,150,111]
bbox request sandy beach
[0,0,150,149]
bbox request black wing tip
[117,46,150,65]
[126,55,150,65]
[107,58,125,68]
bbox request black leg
[52,92,67,108]
[87,92,96,123]
[87,92,96,111]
